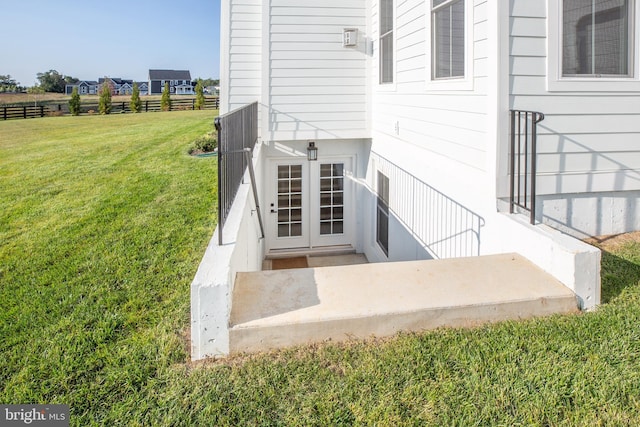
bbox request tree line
[68,81,208,116]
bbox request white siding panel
[223,0,263,114]
[271,68,366,78]
[271,7,365,17]
[537,133,640,154]
[266,0,368,141]
[510,56,546,76]
[270,85,365,96]
[510,1,545,18]
[510,36,545,57]
[510,17,545,38]
[372,0,491,190]
[510,75,546,95]
[514,95,640,115]
[270,94,367,104]
[273,0,362,7]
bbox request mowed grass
[2,113,640,425]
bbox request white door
[267,157,353,251]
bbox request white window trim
[547,0,640,92]
[425,0,474,91]
[377,0,397,91]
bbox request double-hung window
[380,0,394,84]
[431,0,465,79]
[562,0,632,77]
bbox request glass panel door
[309,159,353,248]
[319,163,345,235]
[269,161,309,250]
[277,165,303,237]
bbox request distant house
[65,81,99,95]
[65,77,148,96]
[148,69,193,95]
[136,82,149,95]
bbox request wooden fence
[2,105,47,120]
[1,97,219,120]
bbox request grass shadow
[598,246,640,304]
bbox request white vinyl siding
[265,0,368,141]
[372,0,488,195]
[223,0,262,113]
[511,0,640,196]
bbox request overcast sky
[2,0,220,86]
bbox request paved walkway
[230,253,578,353]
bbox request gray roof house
[148,69,193,95]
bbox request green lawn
[2,113,640,425]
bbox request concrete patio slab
[230,253,578,353]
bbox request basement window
[376,172,390,256]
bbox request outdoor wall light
[307,141,318,161]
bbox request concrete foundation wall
[536,190,640,239]
[190,145,265,360]
[483,213,601,310]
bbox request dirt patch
[584,231,640,252]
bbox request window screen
[562,0,631,76]
[380,0,394,84]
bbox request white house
[191,0,640,359]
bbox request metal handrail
[215,102,261,244]
[509,110,545,224]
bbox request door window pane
[319,163,345,235]
[277,165,303,237]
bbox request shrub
[194,81,205,110]
[161,82,171,111]
[69,87,81,116]
[99,83,112,115]
[189,132,217,154]
[130,82,142,113]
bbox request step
[229,253,578,354]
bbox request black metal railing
[372,153,483,259]
[509,109,545,224]
[215,102,261,245]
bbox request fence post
[40,106,44,117]
[3,107,6,120]
[145,100,148,112]
[23,106,27,119]
[192,99,195,110]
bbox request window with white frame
[562,0,632,77]
[431,0,465,79]
[379,0,394,84]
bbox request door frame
[266,155,356,252]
